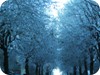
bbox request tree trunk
[97,42,100,62]
[35,65,38,75]
[25,58,29,75]
[84,59,88,75]
[90,54,94,75]
[40,65,43,75]
[46,66,50,75]
[38,66,40,75]
[36,64,39,75]
[21,65,25,75]
[3,47,9,74]
[73,66,76,75]
[45,72,49,75]
[79,65,82,75]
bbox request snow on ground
[52,67,63,75]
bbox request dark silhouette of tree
[73,66,76,75]
[25,58,29,75]
[45,65,50,75]
[79,62,82,75]
[88,47,94,75]
[35,63,40,75]
[0,20,15,74]
[84,58,88,75]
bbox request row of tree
[59,0,100,75]
[0,0,57,75]
[0,0,100,75]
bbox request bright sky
[47,0,70,18]
[45,0,70,38]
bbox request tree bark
[25,58,29,75]
[35,64,39,75]
[97,42,100,61]
[45,66,50,75]
[73,66,76,75]
[79,65,82,75]
[38,66,41,75]
[36,65,38,75]
[90,54,94,75]
[45,71,49,75]
[3,47,9,74]
[38,65,43,75]
[84,59,88,75]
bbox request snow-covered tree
[59,0,100,74]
